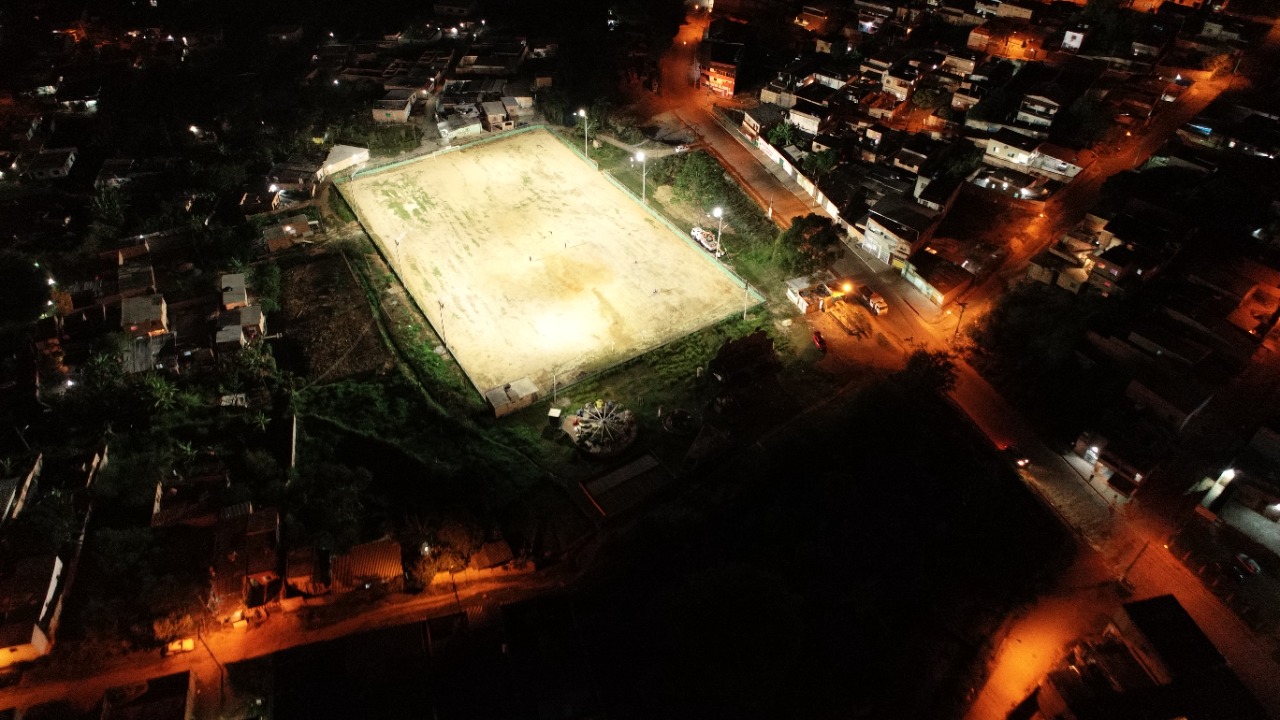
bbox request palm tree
[144,373,178,411]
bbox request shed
[580,453,675,518]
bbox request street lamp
[712,206,724,249]
[578,109,589,158]
[635,151,647,204]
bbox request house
[788,83,836,135]
[1125,373,1213,432]
[478,101,512,131]
[373,89,415,123]
[434,0,476,16]
[208,504,280,624]
[1016,83,1066,128]
[330,538,403,590]
[151,472,228,528]
[985,128,1039,169]
[268,159,322,196]
[285,546,321,595]
[24,148,76,180]
[1029,142,1086,181]
[121,294,168,338]
[261,214,315,253]
[122,332,178,374]
[266,25,304,44]
[904,251,974,306]
[915,175,962,214]
[861,193,940,267]
[784,270,841,314]
[217,305,266,350]
[114,253,156,300]
[0,556,65,668]
[101,672,196,720]
[0,454,40,532]
[942,50,980,77]
[1035,596,1267,720]
[1088,245,1154,296]
[1077,412,1170,496]
[221,273,248,311]
[469,539,514,570]
[437,114,484,143]
[320,144,369,178]
[698,41,744,98]
[741,104,785,142]
[95,158,137,189]
[1197,424,1280,553]
[971,165,1051,200]
[238,189,280,216]
[882,64,918,102]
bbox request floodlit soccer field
[338,128,755,395]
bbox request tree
[800,149,838,179]
[288,463,370,551]
[89,185,129,241]
[773,214,843,274]
[911,87,948,111]
[0,253,50,330]
[969,282,1101,382]
[1203,52,1236,77]
[896,349,958,395]
[935,142,985,181]
[673,152,727,206]
[431,516,483,572]
[968,87,1015,123]
[767,122,800,148]
[1053,96,1112,147]
[249,261,282,313]
[142,373,178,411]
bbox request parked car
[1001,445,1030,468]
[812,330,827,353]
[1235,553,1262,575]
[1215,559,1247,581]
[163,638,195,656]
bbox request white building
[321,144,369,179]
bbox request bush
[329,191,357,223]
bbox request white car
[690,227,724,257]
[164,638,195,656]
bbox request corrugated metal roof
[331,539,403,589]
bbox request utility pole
[1120,541,1151,586]
[952,301,969,343]
[196,620,226,705]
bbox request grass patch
[328,190,357,223]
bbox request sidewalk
[691,106,824,216]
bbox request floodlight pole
[712,206,725,256]
[438,300,447,348]
[636,151,647,204]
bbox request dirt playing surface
[338,128,753,393]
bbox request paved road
[0,570,570,714]
[642,14,821,229]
